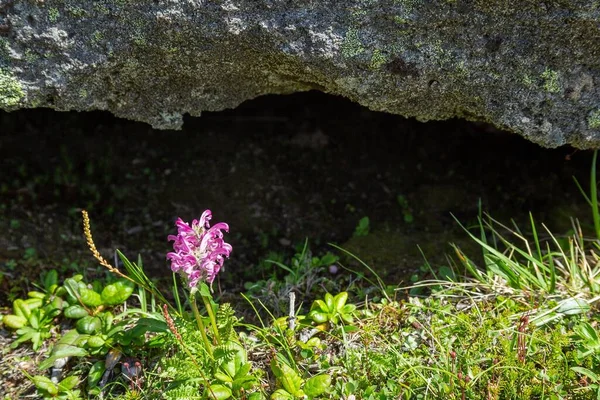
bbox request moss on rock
[0,70,24,108]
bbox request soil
[0,91,593,300]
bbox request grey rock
[1,0,599,148]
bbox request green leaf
[32,376,58,395]
[353,216,370,237]
[102,311,114,331]
[219,341,247,379]
[57,329,83,346]
[234,362,252,380]
[30,331,43,351]
[86,335,105,348]
[207,384,232,400]
[14,299,30,318]
[28,291,46,300]
[101,280,134,306]
[304,374,332,397]
[28,309,39,329]
[557,298,590,316]
[271,359,303,396]
[248,393,266,400]
[24,298,43,311]
[64,305,89,319]
[3,314,28,329]
[572,366,600,382]
[575,322,599,342]
[311,300,328,312]
[128,317,168,338]
[58,375,79,391]
[307,311,328,324]
[43,270,58,291]
[76,316,102,334]
[79,287,103,308]
[342,303,356,313]
[324,293,334,311]
[333,292,348,311]
[214,371,233,383]
[270,389,294,400]
[340,313,355,324]
[87,361,106,389]
[63,278,82,305]
[11,328,35,349]
[232,375,257,392]
[438,265,456,281]
[199,282,212,297]
[50,296,65,311]
[39,345,88,370]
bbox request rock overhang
[0,0,599,148]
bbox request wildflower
[167,210,232,287]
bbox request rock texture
[1,0,599,148]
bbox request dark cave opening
[0,91,592,291]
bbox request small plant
[29,374,81,400]
[353,216,370,237]
[573,322,600,362]
[270,355,331,399]
[244,242,340,315]
[3,270,65,350]
[307,292,356,327]
[397,194,414,223]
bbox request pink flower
[167,210,232,287]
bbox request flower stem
[190,291,213,357]
[201,294,222,345]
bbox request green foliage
[307,292,356,326]
[573,149,600,240]
[63,275,134,311]
[0,68,24,107]
[30,374,82,400]
[397,194,414,223]
[9,152,600,399]
[244,242,341,315]
[353,216,370,237]
[3,270,65,350]
[212,340,259,399]
[588,109,600,129]
[573,322,600,362]
[541,68,560,93]
[270,355,331,399]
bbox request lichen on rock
[0,0,599,148]
[0,69,24,108]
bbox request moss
[0,38,8,61]
[393,0,421,12]
[91,31,104,46]
[588,109,600,129]
[522,74,535,88]
[92,3,110,14]
[67,6,87,18]
[24,50,38,64]
[48,7,60,23]
[369,48,387,70]
[0,69,24,107]
[341,28,365,58]
[541,68,560,93]
[393,15,409,24]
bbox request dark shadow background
[0,91,593,292]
